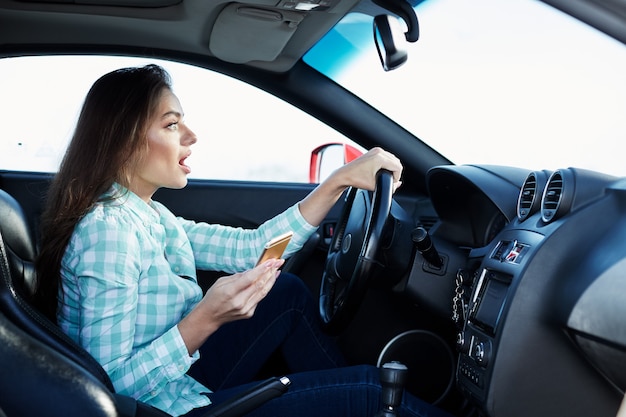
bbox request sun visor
[210,3,306,64]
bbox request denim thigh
[188,272,345,390]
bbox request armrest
[202,376,291,417]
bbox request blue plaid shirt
[57,183,316,416]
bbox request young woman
[34,64,451,417]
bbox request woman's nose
[183,125,198,145]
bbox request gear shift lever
[412,227,443,268]
[375,361,409,417]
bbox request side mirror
[309,143,363,183]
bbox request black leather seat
[0,188,287,417]
[0,307,132,417]
[0,188,37,295]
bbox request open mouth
[179,156,191,174]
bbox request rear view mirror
[372,0,419,71]
[374,14,408,71]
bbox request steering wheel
[319,169,394,334]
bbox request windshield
[304,0,626,177]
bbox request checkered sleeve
[178,203,318,273]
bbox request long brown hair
[34,64,173,321]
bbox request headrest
[0,189,38,294]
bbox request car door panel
[155,180,316,229]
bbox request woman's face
[129,89,197,202]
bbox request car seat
[0,306,147,417]
[0,189,288,417]
[0,188,37,294]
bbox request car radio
[457,267,513,400]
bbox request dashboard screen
[472,270,511,334]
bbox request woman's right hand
[201,258,284,323]
[178,258,284,354]
[298,147,403,227]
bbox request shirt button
[174,266,180,273]
[151,390,158,397]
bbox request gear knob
[377,361,409,416]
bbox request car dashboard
[401,164,626,417]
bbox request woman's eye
[167,122,179,130]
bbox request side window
[0,55,363,183]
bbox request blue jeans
[184,273,451,417]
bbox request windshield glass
[304,0,626,177]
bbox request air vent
[517,171,551,222]
[541,170,570,223]
[517,172,538,221]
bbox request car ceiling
[0,0,362,72]
[2,0,624,74]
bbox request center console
[455,230,543,405]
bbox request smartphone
[256,231,293,266]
